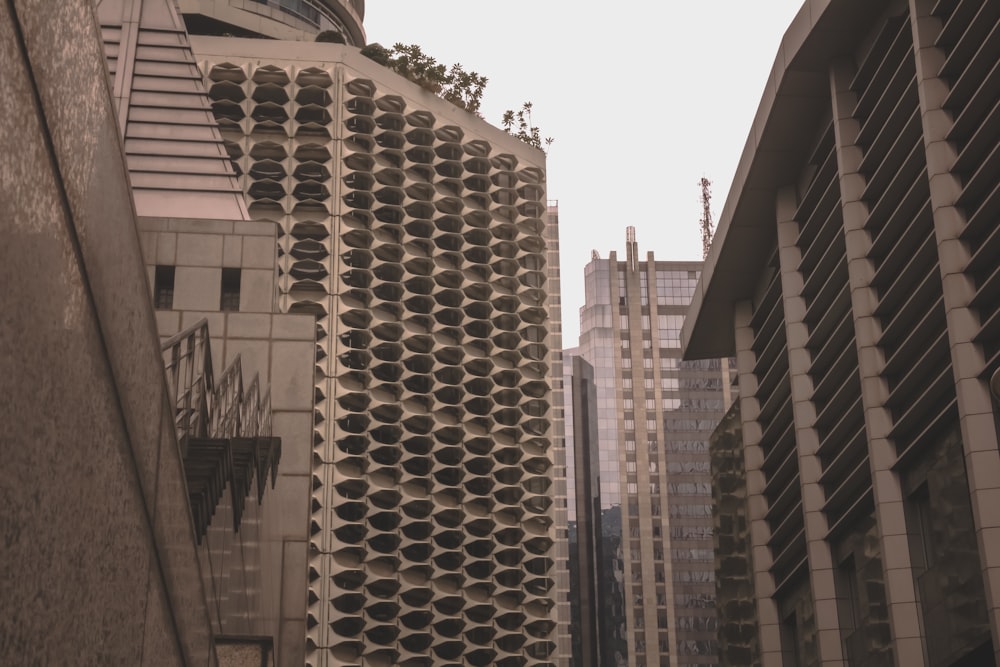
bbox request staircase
[161,318,281,543]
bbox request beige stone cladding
[190,38,560,667]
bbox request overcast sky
[363,1,806,346]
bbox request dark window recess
[221,268,241,311]
[154,265,175,310]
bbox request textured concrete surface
[1,1,215,665]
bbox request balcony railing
[162,318,272,442]
[241,0,351,32]
[161,318,280,542]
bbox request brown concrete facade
[683,1,1000,666]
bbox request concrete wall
[140,218,279,315]
[0,1,215,664]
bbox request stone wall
[0,1,214,664]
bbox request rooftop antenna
[626,226,638,270]
[699,177,714,260]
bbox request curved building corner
[179,0,365,44]
[685,1,1000,666]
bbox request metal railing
[161,318,272,444]
[241,0,350,31]
[162,319,215,442]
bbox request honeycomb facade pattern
[193,40,560,667]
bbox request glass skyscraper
[566,229,732,667]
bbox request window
[909,484,935,570]
[220,267,241,311]
[835,555,860,638]
[154,265,175,310]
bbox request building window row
[154,264,241,312]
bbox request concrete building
[188,32,562,667]
[4,1,560,664]
[682,1,1000,666]
[567,230,732,667]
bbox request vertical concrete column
[773,187,845,667]
[544,207,570,667]
[732,301,783,667]
[908,2,1000,661]
[623,259,659,667]
[828,58,928,667]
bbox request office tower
[564,351,601,667]
[569,229,731,667]
[188,36,562,667]
[682,1,1000,666]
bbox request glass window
[220,267,241,311]
[154,265,175,310]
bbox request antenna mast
[699,177,714,260]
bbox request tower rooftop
[179,0,365,45]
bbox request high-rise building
[564,352,601,667]
[682,1,1000,666]
[567,229,732,667]
[8,0,560,665]
[186,35,562,667]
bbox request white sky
[363,1,807,346]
